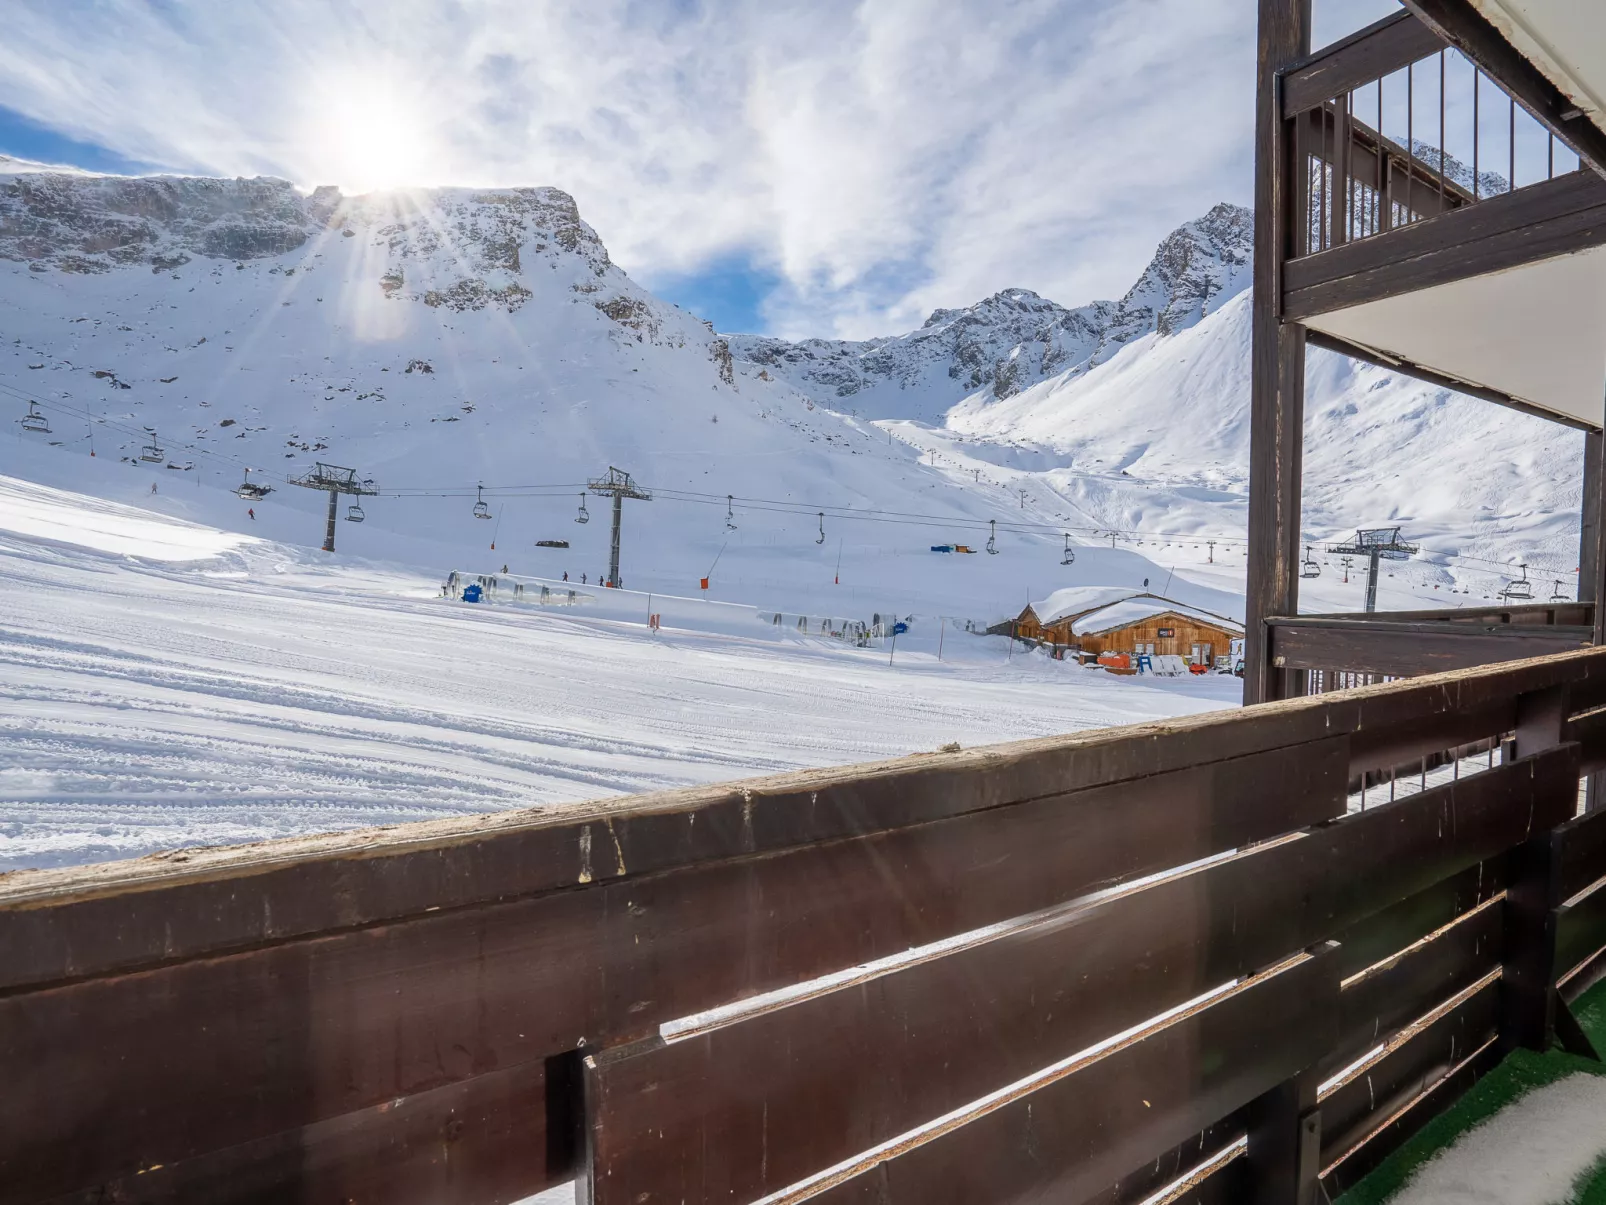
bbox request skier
[501,564,508,574]
[562,571,568,582]
[150,482,158,495]
[248,508,255,521]
[581,573,587,584]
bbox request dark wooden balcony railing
[6,649,1606,1205]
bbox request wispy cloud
[0,1,1391,337]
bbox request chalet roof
[1025,586,1151,626]
[1070,597,1245,638]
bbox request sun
[305,72,433,194]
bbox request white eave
[1470,1,1606,141]
[1303,244,1606,429]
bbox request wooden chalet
[1011,587,1242,664]
[9,7,1606,1205]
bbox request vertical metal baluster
[1407,61,1415,223]
[1321,100,1329,250]
[1509,95,1516,191]
[1472,69,1480,199]
[1439,51,1448,209]
[1549,132,1555,179]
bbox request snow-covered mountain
[0,160,1583,617]
[727,203,1252,421]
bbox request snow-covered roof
[1071,597,1243,637]
[1027,585,1148,626]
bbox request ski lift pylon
[20,401,50,434]
[986,519,998,555]
[1300,544,1321,579]
[1061,533,1075,566]
[473,483,492,520]
[575,493,590,524]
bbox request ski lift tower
[288,462,379,553]
[587,466,651,587]
[1327,527,1418,614]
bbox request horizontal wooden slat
[0,739,1350,1205]
[1097,1116,1245,1205]
[1319,977,1499,1168]
[1331,860,1505,979]
[582,749,1575,1205]
[1302,603,1594,627]
[1557,881,1606,979]
[1283,168,1606,321]
[1282,11,1444,117]
[1558,805,1606,900]
[41,1060,557,1205]
[0,706,1349,993]
[1269,618,1592,677]
[795,948,1339,1205]
[1566,707,1606,775]
[1320,1032,1502,1197]
[1325,899,1502,1075]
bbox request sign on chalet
[1008,586,1243,666]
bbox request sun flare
[305,72,433,193]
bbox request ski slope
[0,474,1238,872]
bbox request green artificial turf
[1335,974,1606,1205]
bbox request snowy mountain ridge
[726,202,1253,422]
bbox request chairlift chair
[725,495,738,532]
[20,402,50,434]
[1551,580,1570,603]
[1061,533,1076,566]
[1502,563,1534,601]
[1300,545,1321,579]
[236,468,272,500]
[139,430,165,463]
[816,513,826,545]
[473,484,492,520]
[575,493,590,524]
[346,501,365,523]
[986,519,998,555]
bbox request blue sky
[0,0,1400,339]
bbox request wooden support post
[1245,1066,1325,1205]
[1502,685,1571,1052]
[1582,432,1606,810]
[1245,0,1312,706]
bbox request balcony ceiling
[1471,1,1606,143]
[1303,243,1606,429]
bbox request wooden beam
[1282,12,1444,119]
[1401,0,1606,182]
[1285,167,1606,322]
[1245,0,1313,704]
[1267,617,1592,677]
[1300,602,1594,626]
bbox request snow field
[0,475,1238,871]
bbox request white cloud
[0,0,1375,337]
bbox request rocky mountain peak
[727,203,1254,421]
